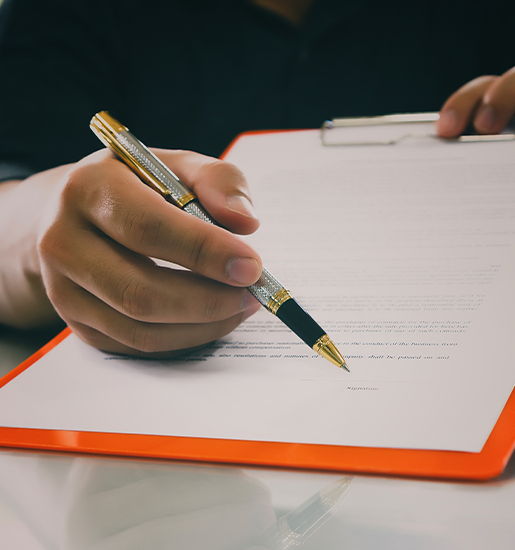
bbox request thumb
[150,148,260,235]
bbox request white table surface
[1,325,514,550]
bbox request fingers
[152,149,260,236]
[437,67,515,138]
[474,67,515,134]
[71,151,262,287]
[436,75,496,137]
[50,276,260,357]
[43,221,257,324]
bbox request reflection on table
[0,450,514,550]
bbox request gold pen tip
[313,336,349,371]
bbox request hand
[36,149,262,357]
[436,66,515,138]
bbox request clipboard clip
[320,112,515,146]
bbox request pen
[253,476,353,549]
[90,111,348,370]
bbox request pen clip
[90,111,177,200]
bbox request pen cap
[90,111,192,204]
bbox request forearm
[0,169,68,329]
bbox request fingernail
[227,195,258,220]
[437,109,459,135]
[226,257,260,285]
[475,105,495,132]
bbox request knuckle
[117,272,155,320]
[202,159,247,189]
[185,231,210,271]
[37,221,69,269]
[123,205,164,250]
[37,177,88,265]
[37,224,57,260]
[59,164,94,207]
[44,278,66,311]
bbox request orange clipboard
[1,327,515,481]
[1,129,515,481]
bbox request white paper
[1,126,515,452]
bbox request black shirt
[0,0,513,181]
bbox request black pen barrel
[275,299,326,348]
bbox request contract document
[1,124,515,457]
